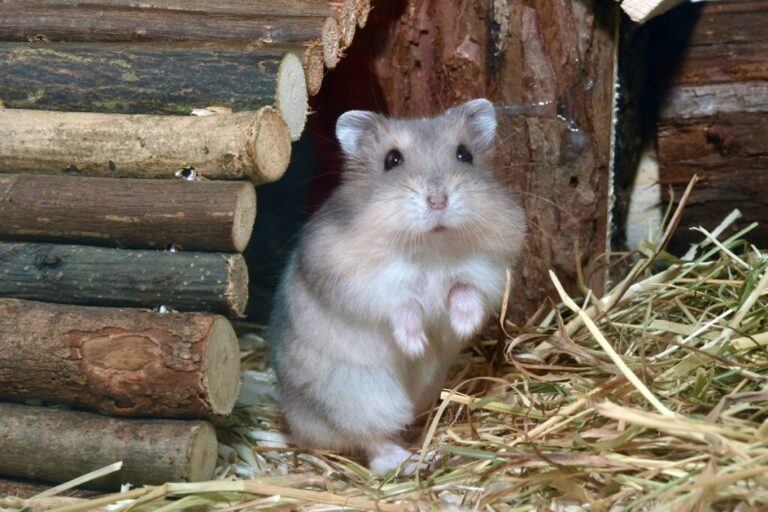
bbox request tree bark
[654,0,768,250]
[0,402,217,489]
[0,108,291,184]
[0,42,308,139]
[366,0,617,317]
[0,298,240,418]
[0,242,249,317]
[0,174,256,252]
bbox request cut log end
[187,422,218,482]
[203,317,241,416]
[225,254,249,317]
[304,42,325,96]
[356,0,372,28]
[276,52,309,141]
[321,17,340,68]
[336,0,357,48]
[231,181,257,252]
[247,107,292,183]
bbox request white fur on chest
[366,252,507,322]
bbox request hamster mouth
[431,225,448,233]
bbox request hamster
[270,99,525,475]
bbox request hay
[4,195,768,511]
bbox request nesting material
[6,205,768,509]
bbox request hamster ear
[336,110,383,157]
[448,98,497,149]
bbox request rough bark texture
[0,108,291,184]
[0,403,218,489]
[654,0,768,251]
[0,174,256,252]
[366,0,617,316]
[0,42,308,135]
[0,299,240,418]
[0,242,248,317]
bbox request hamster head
[335,99,524,256]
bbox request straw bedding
[4,186,767,511]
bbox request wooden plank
[652,0,768,252]
[658,112,768,247]
[0,242,249,317]
[0,298,240,418]
[0,403,217,489]
[0,174,257,252]
[660,82,768,119]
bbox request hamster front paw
[448,283,486,338]
[391,301,428,358]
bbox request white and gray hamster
[270,99,525,475]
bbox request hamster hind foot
[367,440,422,476]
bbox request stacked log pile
[653,0,768,250]
[0,0,370,491]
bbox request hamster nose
[427,193,448,210]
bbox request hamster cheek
[391,300,428,358]
[448,283,486,338]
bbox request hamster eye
[384,149,404,171]
[456,144,473,164]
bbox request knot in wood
[35,253,61,269]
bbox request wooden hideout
[0,0,373,491]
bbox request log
[0,477,99,500]
[0,2,337,45]
[0,42,308,140]
[652,0,768,251]
[0,174,257,252]
[358,0,617,317]
[0,403,218,489]
[0,242,249,317]
[0,108,290,184]
[0,298,240,418]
